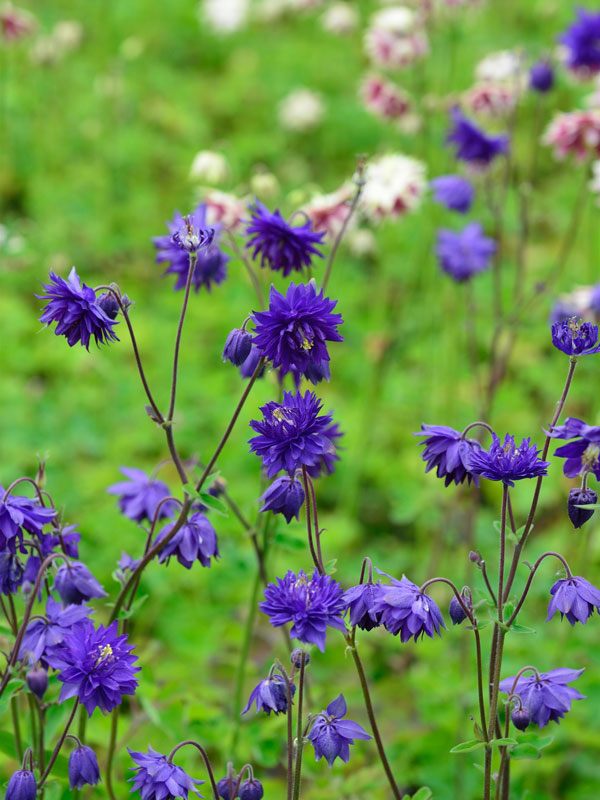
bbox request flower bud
[223,328,253,367]
[217,776,240,799]
[469,550,480,564]
[511,706,531,731]
[26,667,48,699]
[68,745,100,789]
[6,770,37,800]
[449,591,471,625]
[290,648,310,668]
[567,487,597,529]
[239,778,264,800]
[96,292,120,320]
[529,61,554,93]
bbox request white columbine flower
[278,88,325,131]
[361,154,426,222]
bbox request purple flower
[223,328,253,366]
[252,282,343,379]
[239,344,265,379]
[499,668,585,728]
[259,476,305,523]
[153,204,228,293]
[260,569,347,652]
[68,745,101,789]
[249,391,335,478]
[308,694,371,766]
[547,576,600,626]
[436,222,495,282]
[550,300,579,326]
[37,268,119,349]
[551,318,600,356]
[430,175,474,213]
[128,747,204,799]
[449,590,471,625]
[53,561,107,605]
[466,433,549,487]
[239,779,264,800]
[0,485,56,553]
[373,575,445,642]
[446,108,509,167]
[549,417,600,480]
[26,666,48,699]
[117,551,141,574]
[155,512,219,569]
[107,467,176,524]
[217,776,239,799]
[245,201,325,276]
[559,9,600,75]
[306,421,343,478]
[511,706,531,731]
[20,595,93,665]
[529,61,555,92]
[48,619,139,716]
[242,675,294,715]
[414,424,483,487]
[6,770,37,800]
[342,582,384,630]
[567,487,597,529]
[0,551,24,595]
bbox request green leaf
[509,623,537,634]
[197,491,229,516]
[0,679,24,714]
[472,619,493,631]
[411,789,433,800]
[490,737,518,747]
[450,740,485,753]
[273,530,305,550]
[117,593,149,620]
[516,732,554,750]
[510,743,541,760]
[503,601,515,618]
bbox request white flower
[370,6,417,34]
[346,228,377,258]
[278,88,325,131]
[189,151,230,185]
[52,20,83,51]
[250,171,280,198]
[303,185,354,237]
[361,154,426,221]
[200,0,249,33]
[321,2,358,35]
[475,50,523,85]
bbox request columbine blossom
[242,675,295,715]
[308,694,371,766]
[466,434,549,486]
[547,576,600,625]
[68,746,101,789]
[128,747,204,799]
[567,487,597,529]
[0,485,57,552]
[245,201,324,275]
[446,108,509,167]
[373,574,445,642]
[436,222,495,282]
[107,467,176,524]
[155,513,219,569]
[20,595,93,665]
[414,424,483,487]
[549,418,600,480]
[259,476,305,523]
[430,175,474,213]
[543,110,600,161]
[499,668,585,728]
[342,582,384,630]
[551,318,600,356]
[53,561,107,605]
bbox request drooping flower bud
[567,487,597,529]
[449,591,471,625]
[68,745,101,789]
[511,705,531,731]
[217,776,240,799]
[258,476,305,523]
[96,292,120,320]
[239,778,264,800]
[290,648,310,668]
[26,667,48,699]
[6,770,37,800]
[223,328,253,367]
[529,61,554,93]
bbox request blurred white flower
[361,153,426,221]
[250,170,280,198]
[346,228,378,258]
[370,6,417,33]
[52,20,83,52]
[30,36,59,65]
[202,189,246,230]
[189,151,230,185]
[321,2,358,34]
[278,88,325,131]
[200,0,249,34]
[475,50,523,84]
[364,6,428,69]
[255,0,290,22]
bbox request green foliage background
[1,0,600,797]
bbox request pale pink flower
[463,83,517,118]
[1,2,35,40]
[303,185,354,238]
[203,189,246,230]
[543,110,600,161]
[361,74,412,121]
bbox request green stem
[11,695,23,762]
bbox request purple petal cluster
[252,282,343,379]
[446,108,509,167]
[466,433,549,487]
[551,318,600,356]
[128,747,204,799]
[48,619,140,716]
[547,576,600,626]
[567,487,597,529]
[342,582,384,630]
[559,9,600,75]
[245,201,325,276]
[549,417,600,480]
[37,268,119,349]
[53,561,107,605]
[68,745,101,789]
[260,569,346,652]
[414,424,483,487]
[259,476,305,523]
[20,595,93,665]
[0,485,56,553]
[372,575,445,642]
[308,694,371,766]
[249,391,335,478]
[155,512,219,569]
[436,223,495,282]
[242,674,294,715]
[107,467,176,524]
[499,668,585,728]
[430,175,474,213]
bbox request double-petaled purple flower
[373,575,445,642]
[153,204,227,293]
[20,595,93,665]
[414,424,483,487]
[107,467,176,524]
[430,175,474,213]
[37,268,119,349]
[252,282,343,379]
[128,747,204,799]
[308,694,371,766]
[559,9,600,75]
[549,417,600,480]
[242,674,295,715]
[48,619,139,716]
[446,108,509,167]
[155,512,219,569]
[249,391,335,478]
[342,582,384,630]
[499,668,585,728]
[68,745,101,789]
[53,561,107,605]
[466,434,549,486]
[551,318,600,356]
[0,485,56,552]
[307,421,343,478]
[245,201,324,276]
[259,476,305,523]
[436,223,495,282]
[547,576,600,626]
[260,569,346,652]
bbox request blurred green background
[2,0,600,797]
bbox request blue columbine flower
[567,487,597,529]
[430,175,474,213]
[153,204,228,293]
[446,108,509,167]
[466,434,549,487]
[373,574,445,642]
[252,282,343,379]
[414,424,483,487]
[342,582,384,631]
[6,770,37,800]
[549,417,600,480]
[155,512,219,569]
[245,201,324,276]
[559,9,600,75]
[223,328,253,366]
[242,675,295,715]
[551,318,600,356]
[68,745,101,789]
[499,668,585,728]
[107,467,177,524]
[0,485,57,553]
[260,569,346,652]
[308,694,371,766]
[259,476,305,523]
[249,391,335,478]
[0,551,24,595]
[128,747,204,799]
[307,421,343,478]
[53,561,107,605]
[37,268,119,349]
[436,222,496,282]
[48,619,139,716]
[529,61,555,92]
[547,576,600,626]
[20,595,93,665]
